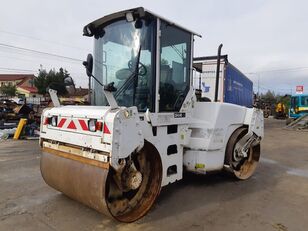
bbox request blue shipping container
[224,63,253,108]
[193,55,253,108]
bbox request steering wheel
[128,60,147,76]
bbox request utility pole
[257,73,261,102]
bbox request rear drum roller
[40,143,162,222]
[225,127,260,180]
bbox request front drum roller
[40,143,162,222]
[225,127,261,180]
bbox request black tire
[225,127,260,180]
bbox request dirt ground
[1,119,308,231]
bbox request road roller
[39,7,264,222]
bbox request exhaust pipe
[215,44,223,102]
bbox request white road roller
[40,7,264,222]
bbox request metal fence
[26,97,46,105]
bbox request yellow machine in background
[275,102,287,119]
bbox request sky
[0,0,307,95]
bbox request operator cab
[83,7,200,113]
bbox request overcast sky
[0,0,307,94]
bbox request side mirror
[82,53,93,77]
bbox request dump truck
[193,55,253,107]
[39,7,264,222]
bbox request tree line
[257,90,291,112]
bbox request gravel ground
[0,118,308,231]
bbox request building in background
[59,87,89,104]
[0,74,40,97]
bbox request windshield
[93,19,155,112]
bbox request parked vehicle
[287,94,308,124]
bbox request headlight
[88,119,97,132]
[51,116,58,127]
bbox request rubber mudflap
[40,151,111,217]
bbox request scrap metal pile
[0,99,40,139]
[285,114,308,131]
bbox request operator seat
[159,65,177,111]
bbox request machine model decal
[174,112,186,118]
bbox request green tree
[0,85,17,97]
[260,90,276,105]
[34,68,74,96]
[259,91,291,114]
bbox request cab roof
[83,7,201,38]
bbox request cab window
[301,96,308,106]
[159,21,191,112]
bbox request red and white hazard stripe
[55,118,111,134]
[57,118,88,131]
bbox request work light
[126,12,134,22]
[88,119,97,132]
[51,116,57,127]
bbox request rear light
[51,116,58,127]
[88,119,103,132]
[43,117,50,125]
[88,119,97,132]
[96,121,103,131]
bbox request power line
[0,43,83,62]
[0,51,50,63]
[0,30,89,52]
[0,67,36,73]
[253,82,293,92]
[0,53,34,63]
[248,66,308,75]
[1,30,307,75]
[262,66,308,73]
[0,48,84,67]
